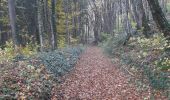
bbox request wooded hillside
[0,0,170,99]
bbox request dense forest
[0,0,170,99]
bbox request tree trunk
[139,0,152,37]
[51,0,57,50]
[8,0,19,48]
[147,0,170,37]
[94,11,101,44]
[37,0,44,51]
[65,0,70,45]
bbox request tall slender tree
[51,0,57,50]
[65,0,70,45]
[37,0,44,51]
[8,0,19,48]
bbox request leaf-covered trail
[54,47,145,100]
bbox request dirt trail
[55,47,145,100]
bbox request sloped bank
[103,33,170,99]
[0,46,84,99]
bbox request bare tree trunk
[51,0,57,50]
[65,0,70,45]
[37,0,44,51]
[93,11,101,44]
[8,0,19,48]
[131,0,141,29]
[147,0,170,37]
[117,2,120,32]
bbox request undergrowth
[38,46,84,77]
[0,61,56,99]
[0,46,84,99]
[104,33,170,98]
[0,41,38,61]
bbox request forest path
[55,46,143,100]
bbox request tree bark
[147,0,170,37]
[8,0,19,48]
[139,0,152,37]
[51,0,57,50]
[65,0,70,45]
[37,0,44,51]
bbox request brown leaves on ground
[0,61,56,99]
[53,47,153,100]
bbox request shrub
[58,35,66,48]
[38,46,83,77]
[0,41,15,61]
[106,33,170,92]
[0,41,38,61]
[157,57,170,71]
[100,32,111,43]
[104,33,127,54]
[135,33,170,71]
[130,34,170,90]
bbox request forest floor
[52,46,153,100]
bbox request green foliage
[0,41,38,61]
[58,35,66,48]
[106,32,170,93]
[131,34,170,90]
[100,32,111,43]
[103,37,115,54]
[20,43,38,57]
[131,21,137,29]
[135,33,170,71]
[104,33,127,54]
[167,3,170,13]
[38,46,84,77]
[136,33,169,50]
[143,65,169,90]
[157,57,170,71]
[0,41,15,60]
[0,0,8,27]
[70,37,79,45]
[0,16,9,25]
[56,0,66,48]
[98,32,111,47]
